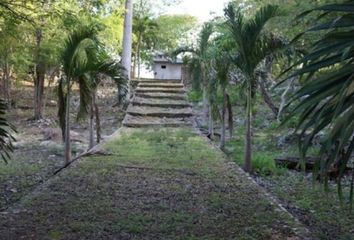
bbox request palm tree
[133,15,158,79]
[173,23,214,126]
[76,51,127,149]
[58,26,101,164]
[58,26,127,163]
[283,2,354,206]
[0,98,15,163]
[224,3,284,172]
[214,53,232,150]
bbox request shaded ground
[1,128,301,239]
[0,83,125,211]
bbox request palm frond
[225,3,282,78]
[61,25,100,79]
[0,98,16,163]
[284,2,354,201]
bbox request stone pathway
[123,79,194,128]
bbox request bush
[252,153,285,176]
[187,90,202,102]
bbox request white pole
[122,0,133,100]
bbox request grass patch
[187,90,202,102]
[227,136,285,176]
[266,174,354,240]
[102,128,224,176]
[0,127,300,239]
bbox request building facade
[152,54,183,80]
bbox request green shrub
[252,153,286,176]
[187,90,202,102]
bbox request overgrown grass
[226,135,286,176]
[266,173,354,240]
[101,128,224,177]
[2,127,299,239]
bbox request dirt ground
[0,83,125,211]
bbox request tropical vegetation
[0,0,354,239]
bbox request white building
[152,53,183,80]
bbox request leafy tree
[0,18,23,108]
[154,14,198,52]
[0,0,34,22]
[283,1,354,208]
[224,3,285,172]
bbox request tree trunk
[208,105,214,138]
[2,58,12,108]
[278,77,295,121]
[89,92,95,149]
[137,33,142,80]
[33,28,45,120]
[244,83,252,173]
[202,86,209,126]
[94,93,101,144]
[43,67,59,115]
[220,89,227,150]
[226,93,233,139]
[132,53,137,79]
[64,81,71,164]
[259,80,278,118]
[122,0,133,100]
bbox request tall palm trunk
[64,81,71,164]
[244,82,252,172]
[89,92,95,149]
[226,94,233,139]
[122,0,133,100]
[94,93,101,144]
[208,105,214,138]
[220,89,227,150]
[202,84,209,125]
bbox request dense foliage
[284,1,354,205]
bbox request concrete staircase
[123,79,194,128]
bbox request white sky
[165,0,230,22]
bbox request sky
[165,0,230,22]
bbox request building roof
[153,53,183,64]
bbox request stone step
[135,92,186,100]
[123,115,193,128]
[138,83,184,89]
[132,98,191,108]
[135,87,186,94]
[126,106,193,118]
[133,79,182,84]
